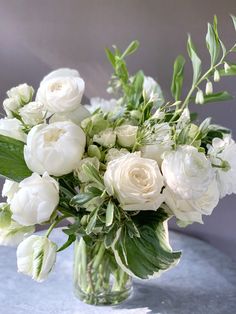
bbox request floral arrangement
[1,15,236,305]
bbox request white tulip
[143,76,164,107]
[93,128,116,148]
[11,173,59,226]
[116,125,138,148]
[3,98,20,117]
[17,235,57,282]
[24,121,86,176]
[19,101,45,126]
[36,68,85,114]
[207,135,236,197]
[85,97,117,114]
[0,221,35,247]
[7,83,34,105]
[2,180,19,203]
[162,145,214,200]
[104,153,164,211]
[0,118,26,142]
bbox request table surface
[0,229,236,314]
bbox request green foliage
[171,55,186,101]
[0,204,12,228]
[231,15,236,31]
[0,135,31,182]
[187,35,202,86]
[202,91,233,104]
[57,234,76,252]
[206,22,220,66]
[106,201,114,227]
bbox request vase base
[74,286,133,306]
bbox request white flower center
[44,128,65,143]
[49,81,63,92]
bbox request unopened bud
[213,69,220,82]
[205,81,213,95]
[195,90,204,105]
[224,62,231,73]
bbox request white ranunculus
[104,153,164,211]
[0,221,35,247]
[85,97,117,114]
[0,118,26,142]
[3,98,21,117]
[207,135,236,197]
[93,128,116,148]
[7,83,34,105]
[24,121,86,176]
[116,125,138,148]
[164,180,219,225]
[11,173,59,226]
[17,235,57,282]
[36,68,85,114]
[19,101,45,126]
[105,148,129,163]
[162,145,214,200]
[2,180,19,203]
[143,76,164,107]
[49,105,90,125]
[141,122,173,165]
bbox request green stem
[45,215,67,238]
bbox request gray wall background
[0,0,235,259]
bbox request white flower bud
[17,235,57,282]
[7,84,34,105]
[3,98,20,117]
[224,62,231,73]
[213,69,220,82]
[195,90,204,105]
[205,81,213,95]
[93,128,116,148]
[115,125,138,148]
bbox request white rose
[19,101,45,126]
[2,180,19,203]
[93,128,116,148]
[49,105,90,125]
[104,153,164,211]
[11,173,59,226]
[141,122,173,165]
[0,118,26,142]
[143,76,164,107]
[36,68,85,113]
[164,180,219,225]
[3,98,21,117]
[17,235,57,282]
[24,121,86,176]
[116,125,138,148]
[7,83,34,105]
[207,135,236,197]
[85,97,117,114]
[0,220,35,247]
[105,148,129,163]
[162,145,214,200]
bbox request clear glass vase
[73,237,133,305]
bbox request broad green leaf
[187,35,202,85]
[202,91,233,104]
[57,234,76,252]
[106,201,114,227]
[0,135,31,182]
[112,211,181,279]
[121,40,140,59]
[171,55,186,101]
[206,22,220,66]
[0,207,12,228]
[86,207,100,235]
[231,15,236,31]
[82,164,104,189]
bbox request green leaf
[121,40,140,59]
[231,15,236,31]
[0,206,12,228]
[187,35,202,85]
[105,48,116,68]
[171,55,186,101]
[112,212,181,279]
[0,135,32,182]
[202,91,233,104]
[82,164,104,188]
[106,201,114,227]
[206,22,220,66]
[219,64,236,76]
[57,234,76,252]
[86,207,100,235]
[70,193,95,207]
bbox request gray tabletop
[0,229,235,314]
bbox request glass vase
[73,237,133,305]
